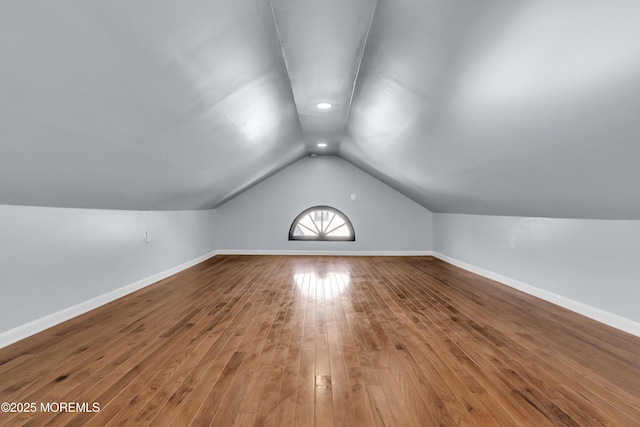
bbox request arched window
[289,206,355,241]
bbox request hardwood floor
[1,255,639,426]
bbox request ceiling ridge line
[342,0,379,132]
[267,0,305,142]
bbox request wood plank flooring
[1,255,639,426]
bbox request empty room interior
[1,1,640,426]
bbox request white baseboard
[0,251,217,350]
[216,249,434,256]
[9,249,634,348]
[433,252,640,338]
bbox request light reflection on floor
[293,269,351,298]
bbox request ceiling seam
[342,0,379,130]
[267,0,305,143]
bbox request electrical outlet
[351,194,356,201]
[145,231,151,243]
[509,236,516,249]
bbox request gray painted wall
[0,205,217,335]
[433,213,640,324]
[216,155,433,253]
[5,168,639,342]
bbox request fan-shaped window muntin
[289,206,355,241]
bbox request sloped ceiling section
[342,0,640,219]
[2,1,640,219]
[270,0,377,152]
[0,1,304,210]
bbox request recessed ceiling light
[316,102,332,110]
[317,143,328,147]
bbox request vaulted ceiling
[2,1,640,218]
